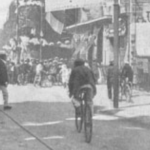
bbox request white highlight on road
[66,118,75,121]
[93,115,119,120]
[23,121,63,127]
[122,126,144,130]
[25,136,64,141]
[66,115,119,121]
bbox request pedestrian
[91,61,100,84]
[23,59,31,84]
[13,62,19,85]
[9,62,15,84]
[29,59,36,83]
[6,60,12,83]
[60,64,69,88]
[34,61,43,87]
[0,53,12,110]
[18,60,24,85]
[50,62,57,85]
[121,61,133,86]
[107,61,114,100]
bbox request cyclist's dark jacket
[68,65,97,98]
[121,64,133,82]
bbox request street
[0,85,150,150]
[0,0,150,150]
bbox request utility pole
[113,0,120,108]
[16,0,19,63]
[40,0,45,61]
[128,0,132,64]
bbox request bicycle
[74,84,93,143]
[120,78,132,102]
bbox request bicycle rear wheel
[84,103,92,143]
[75,104,83,133]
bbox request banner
[46,12,64,34]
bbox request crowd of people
[0,52,99,110]
[6,57,71,88]
[0,49,134,111]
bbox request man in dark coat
[0,53,12,110]
[68,59,97,101]
[107,61,114,100]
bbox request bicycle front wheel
[84,103,92,143]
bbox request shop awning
[65,16,112,34]
[65,12,127,34]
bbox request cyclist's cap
[74,59,85,67]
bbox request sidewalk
[94,85,150,124]
[2,84,150,124]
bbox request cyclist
[120,61,133,102]
[121,61,133,86]
[68,59,97,115]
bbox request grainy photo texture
[0,0,150,150]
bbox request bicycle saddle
[80,84,93,90]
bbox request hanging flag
[45,12,64,34]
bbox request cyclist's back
[121,62,133,83]
[68,59,96,100]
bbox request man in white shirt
[34,62,43,86]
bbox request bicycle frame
[75,87,93,143]
[120,78,132,102]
